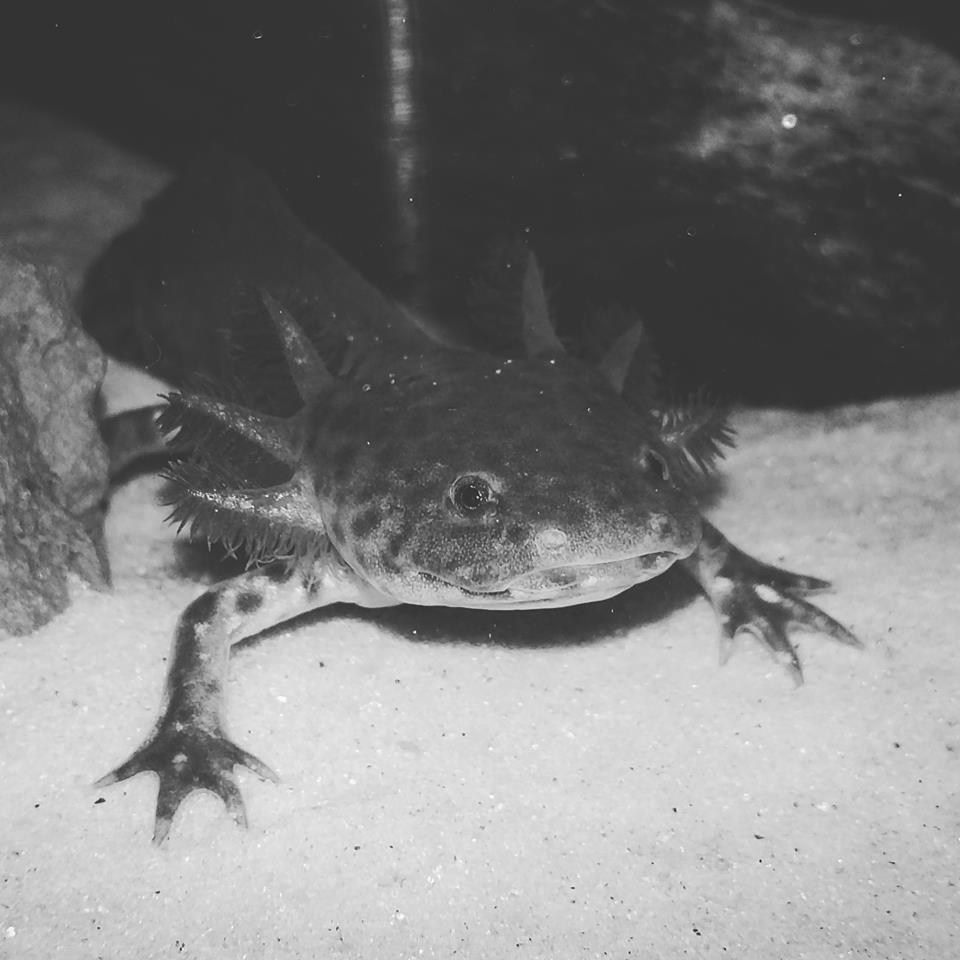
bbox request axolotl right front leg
[96,556,395,844]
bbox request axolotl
[89,157,860,843]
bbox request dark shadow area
[5,2,960,405]
[235,562,699,656]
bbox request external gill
[158,289,333,487]
[158,392,301,481]
[164,465,327,568]
[653,396,736,485]
[158,313,329,569]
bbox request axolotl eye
[449,474,498,517]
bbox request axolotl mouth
[417,550,680,610]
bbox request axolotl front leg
[96,555,395,844]
[681,520,861,685]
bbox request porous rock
[0,251,109,636]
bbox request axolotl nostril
[90,157,861,843]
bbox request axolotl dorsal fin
[258,288,333,404]
[521,251,566,359]
[597,316,649,396]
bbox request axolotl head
[306,350,710,610]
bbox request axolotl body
[89,158,860,843]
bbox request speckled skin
[308,348,699,608]
[93,158,860,843]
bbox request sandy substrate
[1,104,958,958]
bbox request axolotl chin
[90,158,860,843]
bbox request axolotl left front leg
[96,554,395,844]
[682,520,862,685]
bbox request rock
[0,100,169,299]
[0,252,109,636]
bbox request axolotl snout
[91,159,860,843]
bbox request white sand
[2,390,957,958]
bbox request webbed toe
[712,563,861,684]
[682,520,862,683]
[96,723,277,843]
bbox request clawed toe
[684,522,862,683]
[718,570,862,684]
[95,723,277,843]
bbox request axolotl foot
[93,562,385,842]
[682,521,862,684]
[95,720,277,844]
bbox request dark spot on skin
[505,522,528,546]
[350,505,382,542]
[386,527,411,569]
[440,523,480,549]
[185,590,218,627]
[265,563,292,583]
[235,591,263,614]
